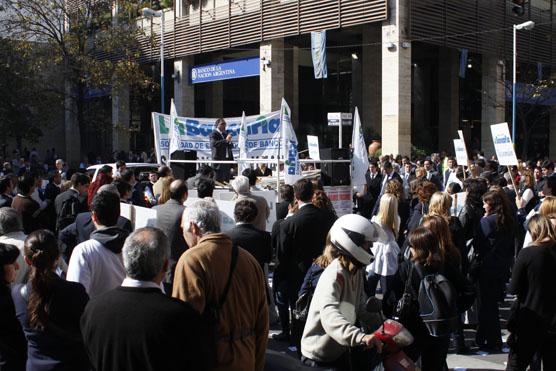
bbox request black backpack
[416,265,459,337]
[56,194,80,232]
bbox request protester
[311,189,337,221]
[230,175,270,231]
[54,173,90,232]
[254,163,272,177]
[506,215,556,370]
[66,191,128,298]
[120,170,146,207]
[11,230,89,370]
[427,192,466,260]
[81,227,207,371]
[459,178,487,244]
[196,176,215,200]
[173,200,268,370]
[114,160,126,179]
[366,193,399,308]
[152,166,172,200]
[300,214,384,369]
[156,176,175,205]
[355,161,382,218]
[113,180,133,204]
[517,169,537,213]
[153,180,188,294]
[0,243,27,370]
[406,180,437,232]
[372,161,402,215]
[522,196,556,248]
[0,208,29,284]
[276,184,294,221]
[58,185,132,262]
[227,199,271,271]
[87,165,113,208]
[11,173,42,234]
[0,176,14,208]
[473,189,515,351]
[274,179,335,344]
[210,118,234,183]
[395,227,469,369]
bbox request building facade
[104,0,556,161]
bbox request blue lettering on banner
[190,57,260,84]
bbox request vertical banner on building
[281,98,301,185]
[490,122,518,166]
[351,107,368,193]
[459,48,468,78]
[311,31,328,79]
[238,111,249,173]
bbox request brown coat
[172,233,269,371]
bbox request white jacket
[301,259,380,363]
[367,218,400,277]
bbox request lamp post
[142,7,165,114]
[512,20,535,148]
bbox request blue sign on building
[190,57,260,84]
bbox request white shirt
[367,217,400,276]
[121,278,161,290]
[67,239,125,299]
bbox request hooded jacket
[67,227,129,298]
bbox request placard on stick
[490,123,518,166]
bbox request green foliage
[0,0,154,154]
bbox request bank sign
[152,110,281,162]
[190,57,260,84]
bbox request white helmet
[329,214,387,265]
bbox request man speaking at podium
[209,118,234,183]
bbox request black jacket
[275,204,335,294]
[58,212,132,261]
[0,286,26,371]
[11,278,89,371]
[0,194,13,208]
[81,287,207,371]
[153,199,187,285]
[227,224,271,270]
[209,130,233,160]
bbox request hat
[0,243,19,265]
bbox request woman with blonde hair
[366,193,400,310]
[156,176,175,205]
[427,192,466,266]
[522,196,556,248]
[507,215,556,370]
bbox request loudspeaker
[320,148,350,186]
[170,150,197,180]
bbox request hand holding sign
[226,133,233,142]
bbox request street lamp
[142,7,165,114]
[512,20,535,147]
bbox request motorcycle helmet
[329,214,387,265]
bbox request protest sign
[453,139,468,167]
[490,123,518,166]
[307,135,320,160]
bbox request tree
[0,0,154,163]
[0,38,59,150]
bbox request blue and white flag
[281,98,301,185]
[351,107,368,194]
[169,99,181,156]
[238,111,249,173]
[311,31,328,79]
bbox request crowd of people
[0,144,555,371]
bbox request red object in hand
[373,319,416,371]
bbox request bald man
[153,179,188,294]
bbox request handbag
[392,264,415,324]
[293,280,314,322]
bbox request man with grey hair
[173,199,269,370]
[0,207,28,283]
[81,227,207,371]
[230,175,270,231]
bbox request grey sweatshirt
[300,258,381,363]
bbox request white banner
[152,110,281,162]
[453,139,468,167]
[490,122,518,166]
[281,99,302,185]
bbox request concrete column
[362,25,382,137]
[112,83,130,153]
[64,81,80,166]
[438,48,460,154]
[284,45,299,128]
[481,56,505,158]
[381,0,411,156]
[260,39,285,113]
[173,56,195,117]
